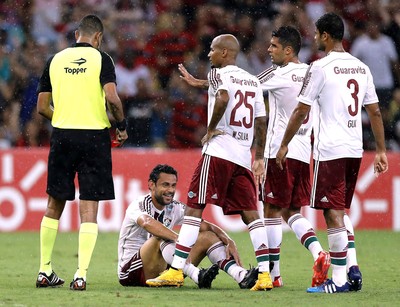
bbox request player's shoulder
[128,194,153,213]
[233,65,261,83]
[208,67,220,86]
[220,64,253,76]
[100,49,113,59]
[279,62,309,76]
[169,199,186,210]
[216,65,261,88]
[257,65,277,82]
[313,52,353,66]
[99,50,115,65]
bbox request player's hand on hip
[276,145,288,170]
[201,129,224,145]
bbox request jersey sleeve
[37,55,54,93]
[100,51,117,86]
[254,84,266,118]
[126,199,151,225]
[207,68,219,91]
[258,66,280,91]
[216,69,229,92]
[297,63,325,106]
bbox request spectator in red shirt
[144,12,196,88]
[167,72,206,148]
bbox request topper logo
[71,58,87,66]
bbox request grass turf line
[0,230,399,307]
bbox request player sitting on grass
[118,164,258,289]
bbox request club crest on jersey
[188,191,197,198]
[163,217,172,228]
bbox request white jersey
[203,65,266,170]
[258,62,312,163]
[297,51,378,161]
[117,194,185,276]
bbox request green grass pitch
[0,230,399,307]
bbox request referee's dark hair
[272,26,302,56]
[315,12,344,41]
[149,164,178,183]
[78,14,104,35]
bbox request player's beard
[154,192,174,206]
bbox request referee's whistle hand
[116,129,128,145]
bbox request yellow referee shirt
[43,43,115,129]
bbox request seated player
[118,164,258,288]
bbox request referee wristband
[116,119,127,131]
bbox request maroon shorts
[187,154,258,215]
[311,158,361,210]
[118,251,145,286]
[262,158,310,208]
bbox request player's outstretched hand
[178,64,208,89]
[374,152,388,177]
[178,64,198,87]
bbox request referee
[35,15,128,291]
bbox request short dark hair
[315,12,344,41]
[78,14,103,35]
[149,164,178,183]
[272,26,302,55]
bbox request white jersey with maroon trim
[258,62,312,163]
[203,65,266,170]
[117,194,184,275]
[297,51,378,161]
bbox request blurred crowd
[1,0,400,150]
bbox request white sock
[328,226,348,286]
[171,216,201,269]
[288,213,322,261]
[343,214,358,270]
[248,219,269,272]
[264,217,282,278]
[207,241,246,283]
[161,240,200,283]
